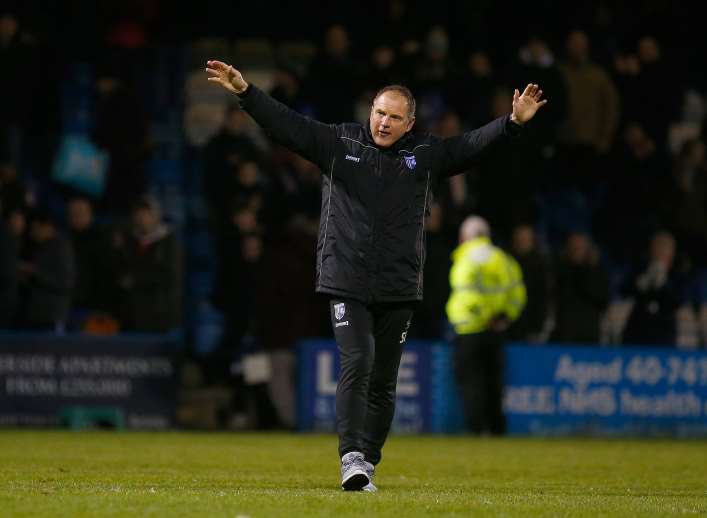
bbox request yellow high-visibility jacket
[446,236,527,334]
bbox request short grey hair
[460,215,490,242]
[373,84,416,119]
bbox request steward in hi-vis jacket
[447,237,527,334]
[446,216,527,435]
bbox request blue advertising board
[0,334,178,429]
[504,344,707,436]
[297,339,464,433]
[298,339,707,436]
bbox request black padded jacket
[237,85,521,303]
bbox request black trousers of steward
[329,298,414,465]
[453,330,506,435]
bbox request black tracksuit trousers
[329,298,415,465]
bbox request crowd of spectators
[1,4,182,334]
[0,187,182,333]
[195,22,707,353]
[1,2,706,356]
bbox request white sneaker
[362,461,377,492]
[340,452,369,491]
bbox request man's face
[67,199,93,231]
[233,208,258,233]
[31,221,52,243]
[369,92,415,148]
[529,38,552,66]
[0,14,18,44]
[468,51,491,77]
[512,225,534,255]
[8,210,25,237]
[132,207,158,234]
[326,25,349,56]
[638,37,659,63]
[372,45,394,69]
[567,31,589,63]
[651,233,675,267]
[567,233,589,264]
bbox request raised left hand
[205,60,249,94]
[511,83,547,125]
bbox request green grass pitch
[0,431,705,517]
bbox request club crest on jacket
[334,303,346,321]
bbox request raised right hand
[205,60,249,94]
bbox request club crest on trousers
[334,303,345,321]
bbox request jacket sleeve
[596,70,620,154]
[237,85,336,169]
[436,115,521,177]
[501,253,527,321]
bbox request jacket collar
[452,236,492,260]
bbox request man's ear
[406,116,416,133]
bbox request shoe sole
[341,470,369,491]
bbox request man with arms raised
[205,59,546,491]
